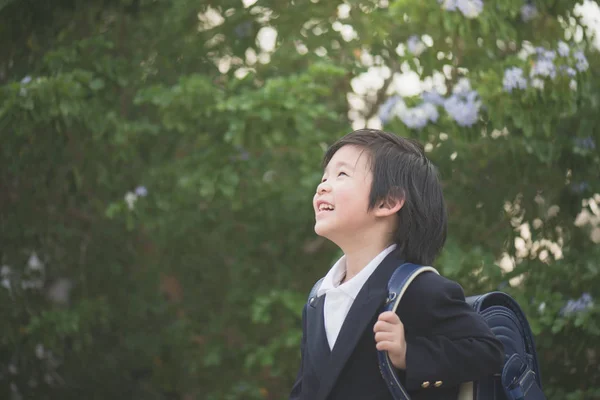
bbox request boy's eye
[338,172,348,177]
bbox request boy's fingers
[373,320,394,333]
[374,331,395,343]
[375,341,395,351]
[378,311,401,324]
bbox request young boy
[290,129,504,400]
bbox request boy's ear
[374,195,405,217]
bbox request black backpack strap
[377,263,439,400]
[307,277,325,307]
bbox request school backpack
[308,263,547,400]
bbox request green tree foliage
[1,0,599,398]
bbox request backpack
[307,263,547,400]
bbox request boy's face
[313,145,374,244]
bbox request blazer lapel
[315,250,403,400]
[306,292,331,375]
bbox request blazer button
[434,381,443,387]
[421,381,430,388]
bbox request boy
[290,129,503,400]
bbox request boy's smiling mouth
[316,200,335,213]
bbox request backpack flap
[466,292,546,400]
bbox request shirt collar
[317,244,397,299]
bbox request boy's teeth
[319,204,334,211]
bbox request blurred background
[1,0,599,399]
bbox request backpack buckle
[386,292,397,304]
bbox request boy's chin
[314,222,333,238]
[314,222,339,244]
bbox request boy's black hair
[322,129,447,265]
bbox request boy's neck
[340,238,395,283]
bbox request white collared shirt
[317,244,397,349]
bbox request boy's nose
[316,182,331,194]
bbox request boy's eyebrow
[325,160,356,171]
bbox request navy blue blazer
[289,249,504,400]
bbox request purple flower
[379,96,402,125]
[533,47,556,61]
[561,300,578,315]
[454,77,475,95]
[21,76,32,84]
[399,109,429,129]
[397,102,439,130]
[520,4,537,22]
[574,136,596,150]
[135,186,148,197]
[397,105,427,130]
[560,292,594,316]
[421,90,446,106]
[407,35,425,56]
[444,90,480,127]
[457,0,483,18]
[407,35,419,52]
[582,293,592,303]
[570,182,590,194]
[420,103,439,123]
[439,0,482,18]
[503,67,528,92]
[574,51,589,72]
[557,41,570,57]
[559,65,577,77]
[543,50,557,60]
[530,59,556,79]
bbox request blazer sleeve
[398,272,504,392]
[289,304,307,399]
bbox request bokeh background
[1,0,600,399]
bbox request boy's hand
[374,311,407,370]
